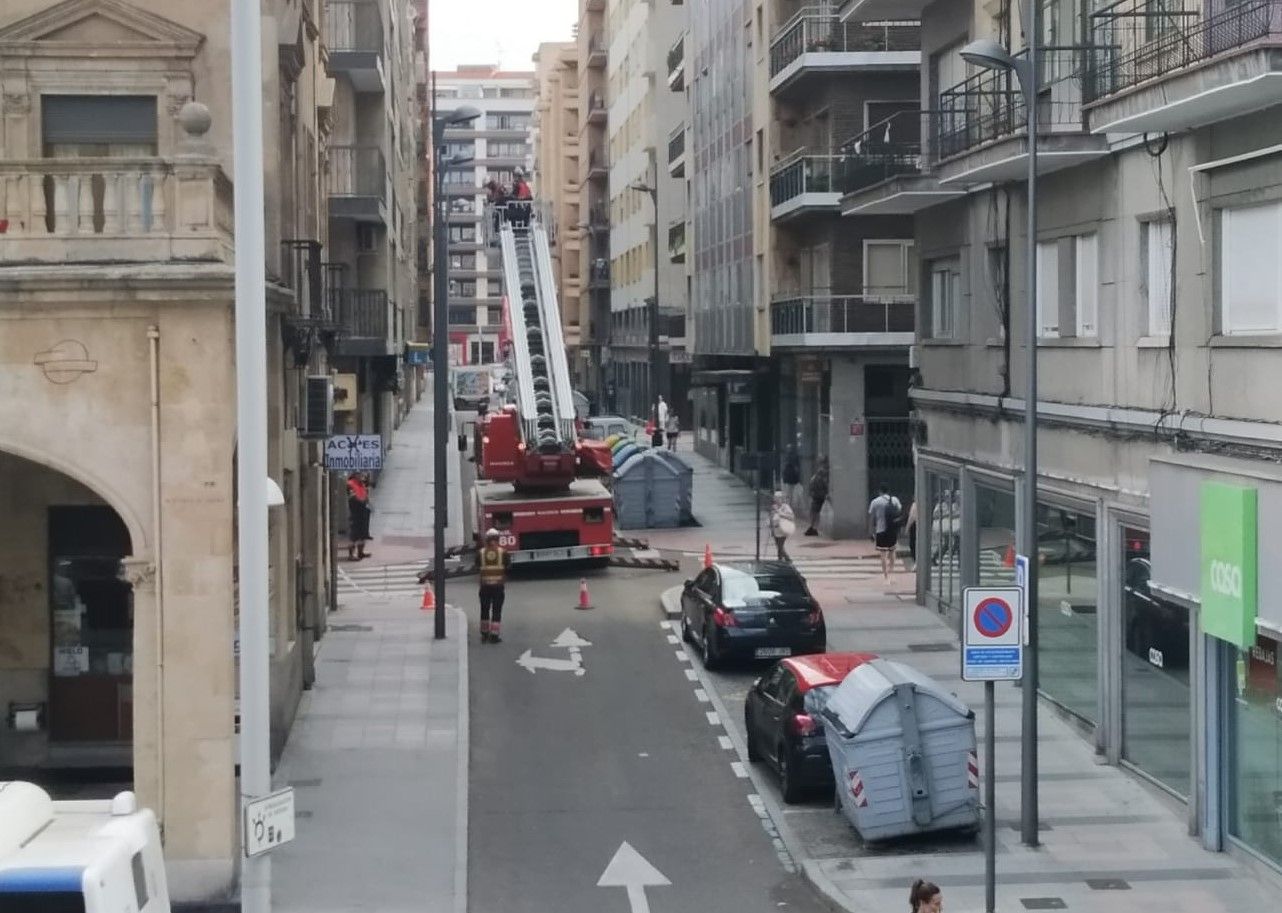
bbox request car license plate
[755,646,791,659]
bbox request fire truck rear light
[590,545,612,557]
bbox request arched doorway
[0,451,136,773]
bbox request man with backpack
[868,485,903,583]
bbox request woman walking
[803,457,829,536]
[768,491,796,562]
[909,879,942,913]
[346,472,372,561]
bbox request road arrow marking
[551,628,592,649]
[597,841,670,913]
[515,650,585,676]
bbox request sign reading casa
[1200,480,1257,649]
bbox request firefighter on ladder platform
[478,528,512,643]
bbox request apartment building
[576,0,610,403]
[414,0,431,351]
[760,0,920,535]
[533,41,584,363]
[434,65,536,365]
[604,0,688,425]
[0,0,418,901]
[838,0,1282,877]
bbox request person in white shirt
[868,486,903,582]
[768,491,796,562]
[656,395,668,430]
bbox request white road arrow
[551,628,592,649]
[597,841,670,913]
[515,649,585,676]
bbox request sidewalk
[656,451,1275,913]
[273,395,468,912]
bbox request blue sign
[962,586,1024,682]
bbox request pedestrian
[656,394,669,430]
[477,528,511,643]
[665,410,680,450]
[345,472,372,561]
[781,444,802,510]
[868,485,904,582]
[909,878,942,913]
[768,491,796,562]
[904,498,918,571]
[803,457,829,537]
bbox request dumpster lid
[824,658,969,733]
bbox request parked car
[581,414,639,442]
[745,652,877,802]
[679,562,826,669]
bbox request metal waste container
[820,658,979,841]
[648,450,693,523]
[612,450,684,529]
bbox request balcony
[327,144,387,222]
[329,288,393,356]
[769,10,920,95]
[586,152,608,182]
[668,34,686,91]
[281,239,329,319]
[1085,0,1282,134]
[587,32,606,68]
[586,92,607,125]
[838,109,965,215]
[587,259,610,290]
[668,220,686,264]
[667,125,686,177]
[586,203,609,232]
[838,0,929,20]
[770,293,915,350]
[769,152,841,221]
[325,0,385,93]
[933,46,1108,186]
[0,157,232,265]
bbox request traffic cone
[421,587,435,612]
[576,578,594,610]
[1002,544,1015,568]
[703,543,713,569]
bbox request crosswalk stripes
[337,562,426,598]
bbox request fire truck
[470,204,614,566]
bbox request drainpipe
[147,325,166,825]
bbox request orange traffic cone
[421,587,435,612]
[1002,544,1015,568]
[703,543,713,569]
[576,578,594,611]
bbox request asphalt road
[464,567,831,913]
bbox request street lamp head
[442,104,482,127]
[628,182,656,194]
[961,37,1017,73]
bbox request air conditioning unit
[301,375,334,439]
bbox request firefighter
[478,528,511,643]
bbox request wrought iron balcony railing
[325,0,383,55]
[837,108,925,195]
[769,152,839,207]
[770,293,915,337]
[1085,0,1282,102]
[328,288,390,339]
[327,144,386,197]
[769,8,920,77]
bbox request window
[1038,233,1098,338]
[1219,201,1282,335]
[1037,240,1060,337]
[448,226,476,242]
[1142,219,1174,337]
[132,851,150,909]
[41,94,157,157]
[448,306,476,324]
[449,279,477,297]
[1075,233,1098,337]
[929,258,961,339]
[864,240,917,298]
[450,253,476,269]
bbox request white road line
[694,688,709,703]
[718,735,733,751]
[731,762,749,779]
[675,649,690,662]
[659,621,670,630]
[666,634,680,644]
[705,710,720,726]
[684,669,699,682]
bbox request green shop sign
[1200,481,1258,649]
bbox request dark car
[745,653,878,802]
[679,562,826,669]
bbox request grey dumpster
[820,658,979,841]
[612,450,684,529]
[648,450,693,523]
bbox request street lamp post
[430,97,482,640]
[962,0,1041,854]
[629,181,661,421]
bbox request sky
[429,0,580,73]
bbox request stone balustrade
[0,157,233,265]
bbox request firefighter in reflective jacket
[478,528,512,643]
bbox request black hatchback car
[679,562,826,669]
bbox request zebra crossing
[336,562,431,600]
[679,551,883,580]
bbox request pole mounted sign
[962,586,1024,682]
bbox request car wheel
[745,707,762,762]
[701,624,721,670]
[779,745,804,804]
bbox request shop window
[1226,631,1282,868]
[1121,528,1190,797]
[925,470,961,614]
[975,483,1016,590]
[1036,502,1098,725]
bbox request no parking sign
[962,586,1024,682]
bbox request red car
[744,652,877,802]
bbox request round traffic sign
[973,597,1013,638]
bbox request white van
[0,781,170,912]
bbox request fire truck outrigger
[469,202,614,567]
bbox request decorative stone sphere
[178,100,211,138]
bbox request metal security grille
[867,417,914,504]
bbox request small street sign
[962,586,1024,682]
[324,434,383,472]
[243,787,296,858]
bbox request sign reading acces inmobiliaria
[1200,480,1258,649]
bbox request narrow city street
[462,566,829,913]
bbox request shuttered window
[42,95,157,155]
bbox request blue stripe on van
[0,867,85,892]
